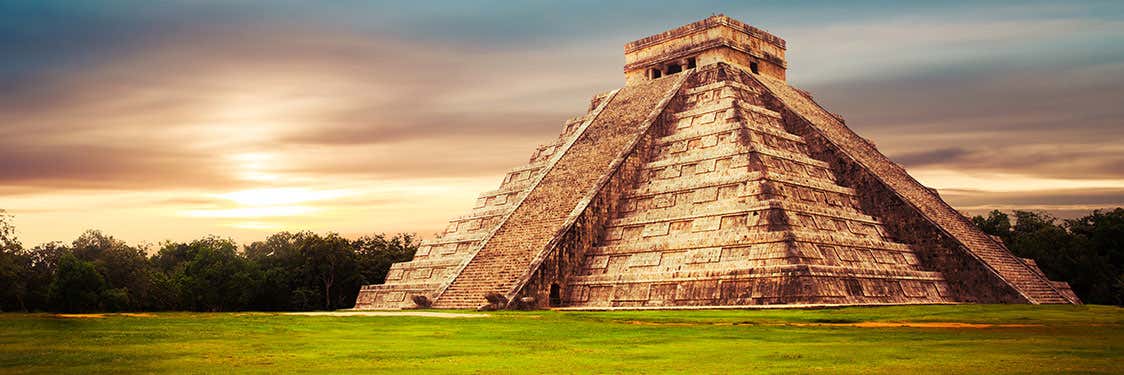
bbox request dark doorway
[750,62,760,74]
[549,284,562,307]
[666,63,683,75]
[651,68,662,79]
[686,57,697,69]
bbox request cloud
[0,12,606,244]
[0,23,607,192]
[890,148,972,168]
[0,143,223,189]
[940,187,1124,219]
[2,1,1123,246]
[781,14,1124,85]
[888,144,1124,180]
[805,61,1124,181]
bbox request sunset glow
[2,1,1123,246]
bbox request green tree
[145,269,183,311]
[1066,208,1124,272]
[156,237,258,311]
[354,233,418,285]
[70,230,151,310]
[244,231,417,310]
[0,210,30,311]
[971,208,1124,305]
[1065,208,1124,305]
[0,209,19,251]
[246,232,306,310]
[1008,211,1115,304]
[972,210,1013,244]
[300,232,357,310]
[1008,211,1074,275]
[0,249,29,311]
[22,242,71,311]
[48,254,106,312]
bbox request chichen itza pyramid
[354,15,1080,310]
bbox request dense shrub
[971,208,1124,305]
[0,210,417,312]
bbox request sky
[2,1,1123,247]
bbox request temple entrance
[549,284,562,307]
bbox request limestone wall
[562,64,953,308]
[624,15,787,85]
[356,30,1077,309]
[431,74,687,309]
[751,70,1075,304]
[354,107,598,309]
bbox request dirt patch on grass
[792,322,1042,329]
[625,320,697,326]
[284,311,489,318]
[53,313,156,319]
[54,314,106,319]
[616,320,1041,329]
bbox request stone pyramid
[354,15,1079,310]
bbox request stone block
[613,283,650,301]
[691,216,722,232]
[685,247,722,263]
[356,24,1073,310]
[627,252,663,267]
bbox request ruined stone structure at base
[354,15,1080,310]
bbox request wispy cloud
[2,1,1122,245]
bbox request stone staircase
[353,113,594,310]
[956,230,1072,304]
[431,74,687,309]
[561,69,953,308]
[752,73,1075,304]
[358,16,1078,311]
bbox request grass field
[1,305,1122,374]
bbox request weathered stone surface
[354,14,1077,310]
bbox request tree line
[970,208,1124,305]
[2,208,1121,311]
[0,211,416,312]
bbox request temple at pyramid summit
[353,15,1080,310]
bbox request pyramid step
[752,71,1074,305]
[434,74,687,307]
[357,20,1080,311]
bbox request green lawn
[1,305,1122,374]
